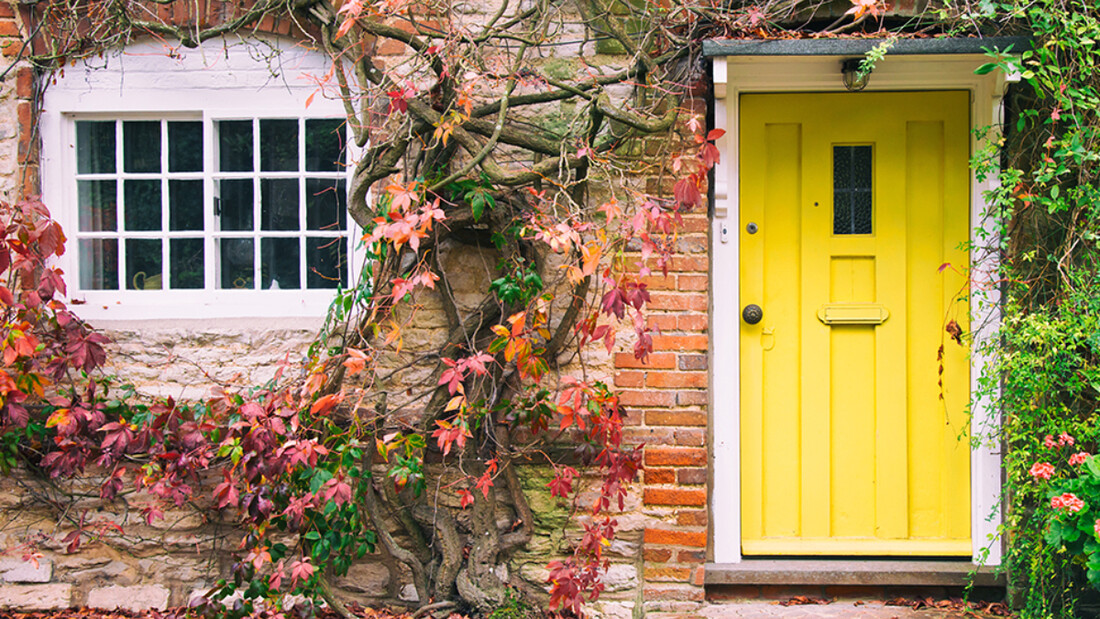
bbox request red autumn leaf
[289,558,315,588]
[310,392,344,415]
[214,472,240,508]
[475,471,494,498]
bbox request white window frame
[41,36,361,320]
[709,53,1009,567]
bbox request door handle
[743,304,763,325]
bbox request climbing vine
[952,0,1100,616]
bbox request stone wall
[0,1,717,616]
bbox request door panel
[739,92,971,556]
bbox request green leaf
[975,62,998,75]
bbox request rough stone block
[87,584,170,610]
[0,584,72,609]
[0,558,52,583]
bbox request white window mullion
[299,117,308,289]
[115,119,126,291]
[205,114,218,292]
[160,119,170,290]
[253,117,262,289]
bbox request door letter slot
[816,303,889,325]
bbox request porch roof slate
[703,36,1031,57]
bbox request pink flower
[1045,435,1058,448]
[1094,519,1100,539]
[1060,432,1076,447]
[1052,493,1086,513]
[1030,462,1055,479]
[1070,452,1090,466]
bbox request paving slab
[682,601,1005,618]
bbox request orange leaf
[310,392,344,416]
[46,408,71,429]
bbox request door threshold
[704,559,1004,587]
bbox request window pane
[124,179,162,231]
[833,145,873,235]
[306,119,345,172]
[306,237,347,289]
[170,238,204,289]
[219,179,254,231]
[306,178,346,231]
[79,239,118,290]
[77,180,117,232]
[262,238,300,290]
[76,121,116,174]
[126,239,162,290]
[221,238,254,289]
[170,180,203,231]
[123,121,161,173]
[261,178,300,231]
[260,119,298,172]
[168,121,203,172]
[218,121,253,172]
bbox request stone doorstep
[703,560,1005,588]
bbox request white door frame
[709,53,1008,565]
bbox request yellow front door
[739,91,972,556]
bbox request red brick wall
[623,113,712,604]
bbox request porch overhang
[703,35,1031,57]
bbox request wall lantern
[841,58,870,91]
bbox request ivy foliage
[955,0,1100,615]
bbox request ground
[0,595,1014,619]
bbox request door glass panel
[833,145,872,235]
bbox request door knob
[743,304,763,325]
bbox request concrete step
[704,560,1004,587]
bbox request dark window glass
[76,121,116,174]
[221,238,254,289]
[262,238,301,290]
[124,180,162,231]
[261,179,300,231]
[306,237,347,289]
[78,180,117,232]
[305,119,345,172]
[833,145,873,235]
[170,238,204,289]
[218,121,253,172]
[123,121,161,173]
[126,239,162,290]
[306,178,347,231]
[78,239,118,290]
[170,180,203,231]
[261,119,299,172]
[168,122,203,172]
[219,179,254,231]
